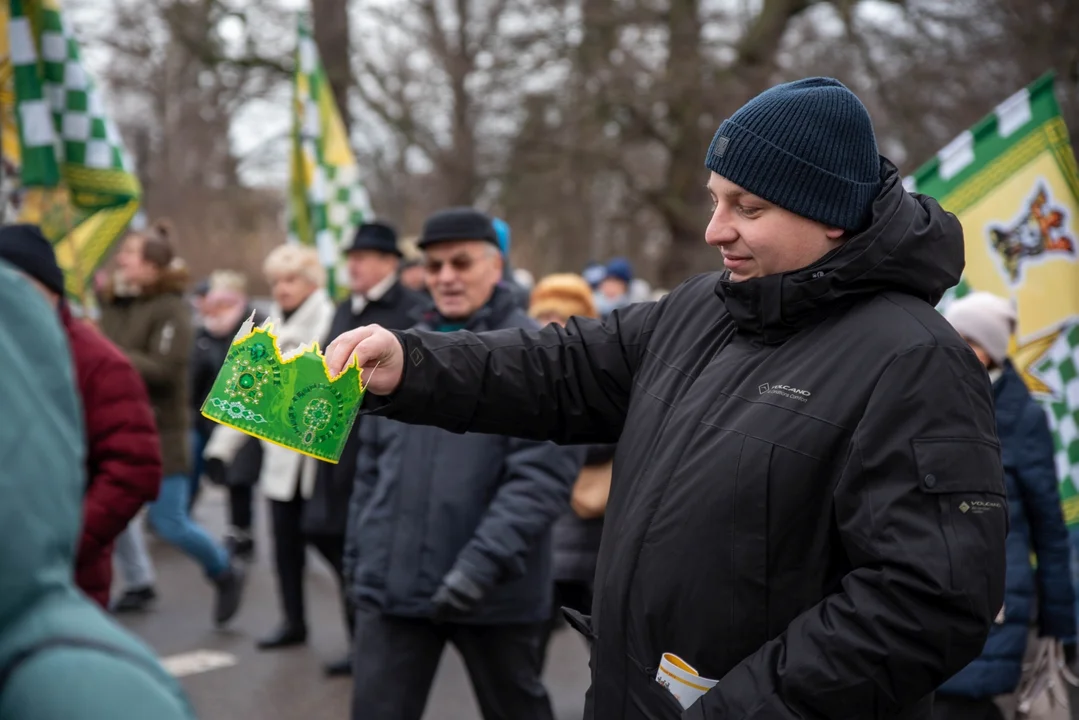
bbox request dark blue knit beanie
[705,77,881,231]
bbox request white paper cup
[654,653,718,709]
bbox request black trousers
[229,484,253,530]
[269,492,352,635]
[931,695,1004,720]
[351,603,553,720]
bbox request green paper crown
[200,315,366,463]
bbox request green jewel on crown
[200,314,367,463]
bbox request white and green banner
[909,72,1079,525]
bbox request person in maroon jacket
[0,225,162,608]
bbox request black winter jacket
[363,160,1008,719]
[345,287,584,624]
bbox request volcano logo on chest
[757,382,811,403]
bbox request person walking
[326,78,1008,719]
[99,221,246,625]
[0,261,194,720]
[203,244,341,657]
[934,292,1076,720]
[343,208,583,720]
[0,225,162,610]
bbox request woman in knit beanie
[529,274,614,668]
[937,292,1076,719]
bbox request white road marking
[160,650,238,678]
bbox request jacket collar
[350,273,399,314]
[714,159,964,343]
[418,285,517,332]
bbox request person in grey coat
[344,207,583,720]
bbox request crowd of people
[0,75,1077,720]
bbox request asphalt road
[114,487,591,720]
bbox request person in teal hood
[0,262,195,720]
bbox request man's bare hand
[325,325,405,396]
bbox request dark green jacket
[98,264,193,476]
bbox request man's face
[424,240,503,320]
[704,172,845,282]
[346,250,398,296]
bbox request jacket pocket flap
[912,438,1004,495]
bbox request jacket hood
[0,263,85,623]
[716,158,964,342]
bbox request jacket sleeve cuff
[450,551,502,594]
[359,331,425,415]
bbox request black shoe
[212,561,247,627]
[257,625,308,650]
[224,531,255,561]
[111,586,157,613]
[324,654,352,677]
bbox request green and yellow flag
[3,0,140,300]
[909,72,1079,525]
[287,14,368,297]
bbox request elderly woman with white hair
[204,244,343,655]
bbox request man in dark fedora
[306,221,425,676]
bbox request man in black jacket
[302,221,424,676]
[327,79,1007,719]
[343,208,583,720]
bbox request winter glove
[204,457,228,486]
[430,568,486,624]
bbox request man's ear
[824,226,846,241]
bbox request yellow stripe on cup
[658,663,713,692]
[664,653,699,675]
[655,652,719,709]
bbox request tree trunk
[657,0,707,288]
[311,0,354,132]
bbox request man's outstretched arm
[328,298,667,444]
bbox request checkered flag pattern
[1034,325,1079,500]
[288,16,368,272]
[9,0,132,186]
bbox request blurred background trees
[71,0,1079,292]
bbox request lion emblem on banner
[989,183,1076,283]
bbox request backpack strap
[0,636,165,695]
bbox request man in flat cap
[342,207,582,720]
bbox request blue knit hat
[705,77,881,231]
[604,257,633,285]
[493,218,511,255]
